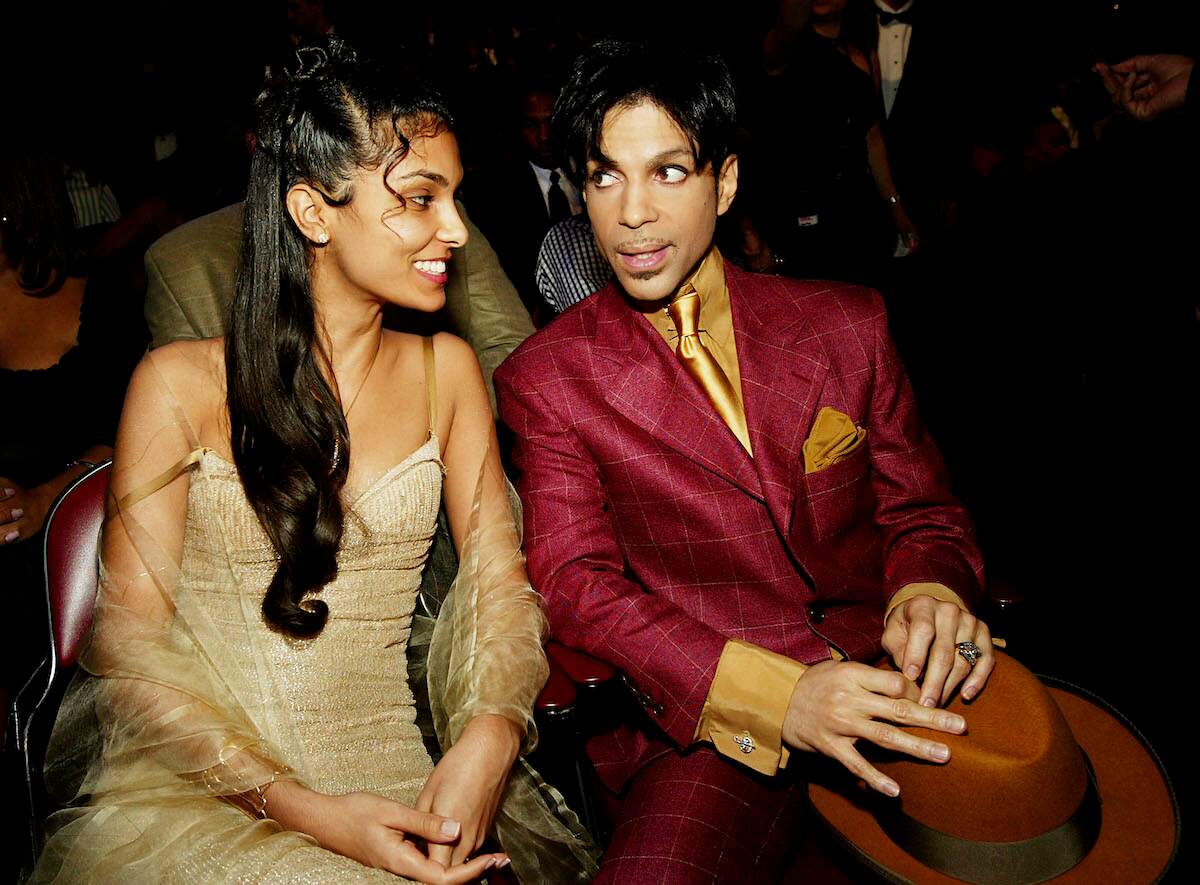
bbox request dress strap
[111,448,206,515]
[423,336,437,435]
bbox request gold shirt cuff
[693,639,808,776]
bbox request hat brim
[807,676,1179,884]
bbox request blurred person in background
[0,139,147,695]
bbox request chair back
[14,461,110,875]
[42,461,111,673]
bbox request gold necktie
[668,287,752,454]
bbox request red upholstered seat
[12,461,110,876]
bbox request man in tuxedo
[872,0,970,240]
[495,41,995,882]
[467,81,585,322]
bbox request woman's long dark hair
[228,38,453,637]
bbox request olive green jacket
[143,201,533,411]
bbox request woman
[0,141,147,695]
[33,40,595,884]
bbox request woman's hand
[1,478,54,544]
[263,781,506,884]
[416,713,522,868]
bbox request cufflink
[733,731,756,754]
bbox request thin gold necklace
[330,334,383,473]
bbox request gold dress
[32,341,597,883]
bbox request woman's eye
[659,166,687,183]
[590,170,618,188]
[408,194,434,208]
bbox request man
[143,199,533,411]
[495,41,994,882]
[870,0,969,240]
[467,81,585,321]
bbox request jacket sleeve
[865,294,985,608]
[446,203,534,413]
[496,361,729,748]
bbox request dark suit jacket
[467,160,555,315]
[881,0,971,219]
[495,264,983,789]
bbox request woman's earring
[317,230,329,244]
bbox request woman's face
[319,127,468,313]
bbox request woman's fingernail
[921,697,936,707]
[883,780,900,797]
[498,858,511,869]
[2,488,14,498]
[10,508,23,519]
[905,665,919,680]
[4,531,18,543]
[932,744,950,761]
[440,819,460,838]
[484,858,498,870]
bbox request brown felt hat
[807,653,1178,884]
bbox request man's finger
[918,605,960,706]
[900,602,936,680]
[859,693,965,735]
[961,621,996,701]
[836,741,900,797]
[857,665,919,703]
[858,718,952,766]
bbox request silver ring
[955,640,982,668]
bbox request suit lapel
[729,267,830,534]
[592,286,763,499]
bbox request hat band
[876,752,1101,885]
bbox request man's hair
[552,40,737,188]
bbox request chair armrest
[546,642,617,688]
[535,656,578,716]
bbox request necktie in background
[667,287,752,453]
[547,170,572,223]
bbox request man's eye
[659,166,687,183]
[591,170,618,188]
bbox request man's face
[584,100,737,304]
[518,93,556,169]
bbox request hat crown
[879,658,1088,842]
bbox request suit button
[651,703,665,717]
[807,604,825,624]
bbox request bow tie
[878,8,915,26]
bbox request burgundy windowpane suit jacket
[495,263,983,790]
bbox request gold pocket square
[803,406,867,474]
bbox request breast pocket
[799,443,873,542]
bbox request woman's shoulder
[131,339,226,423]
[383,330,478,377]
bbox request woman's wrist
[463,713,522,760]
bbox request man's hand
[783,661,966,797]
[882,595,995,707]
[1096,55,1194,122]
[416,714,521,867]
